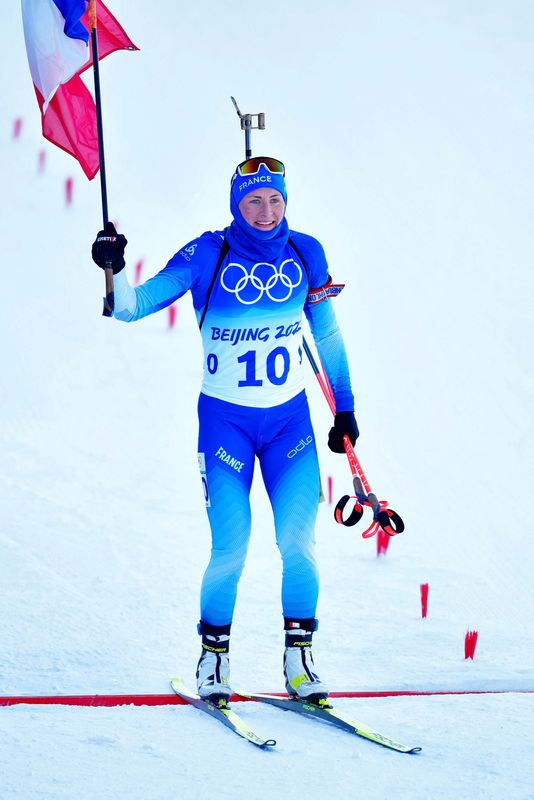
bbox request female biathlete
[91,157,359,706]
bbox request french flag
[21,0,137,179]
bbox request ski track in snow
[1,1,534,798]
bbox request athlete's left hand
[328,411,359,453]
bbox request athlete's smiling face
[239,188,285,231]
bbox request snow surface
[1,1,534,798]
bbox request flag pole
[89,0,114,317]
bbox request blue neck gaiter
[226,163,290,261]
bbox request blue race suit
[112,228,354,626]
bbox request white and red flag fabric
[21,0,138,179]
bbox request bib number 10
[237,347,290,387]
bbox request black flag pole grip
[91,22,114,317]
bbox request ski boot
[283,617,330,707]
[196,621,232,707]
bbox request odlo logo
[287,435,313,459]
[179,243,198,261]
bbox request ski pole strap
[334,495,365,527]
[375,507,405,536]
[335,494,405,535]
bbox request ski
[236,691,421,754]
[170,678,276,749]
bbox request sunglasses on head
[235,157,285,177]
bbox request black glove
[328,411,359,453]
[91,221,127,274]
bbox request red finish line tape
[1,689,533,707]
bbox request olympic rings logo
[220,259,303,305]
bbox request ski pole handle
[334,490,405,535]
[339,435,405,536]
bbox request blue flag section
[51,0,90,42]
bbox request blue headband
[230,162,287,209]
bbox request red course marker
[420,583,429,618]
[65,177,73,206]
[13,118,23,139]
[465,630,479,660]
[377,529,391,557]
[134,259,144,285]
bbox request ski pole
[302,337,404,538]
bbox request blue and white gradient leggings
[197,391,320,627]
